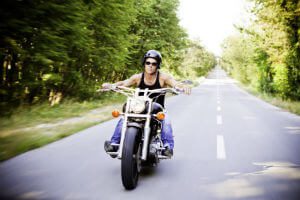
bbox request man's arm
[164,73,191,95]
[102,74,140,89]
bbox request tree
[221,0,300,100]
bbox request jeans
[110,115,174,149]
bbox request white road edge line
[217,106,221,111]
[217,135,226,160]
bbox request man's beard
[145,68,157,75]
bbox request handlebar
[97,86,182,97]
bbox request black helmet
[142,50,162,68]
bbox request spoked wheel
[121,127,141,190]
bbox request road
[1,67,300,200]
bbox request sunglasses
[145,61,158,67]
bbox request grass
[0,93,125,130]
[240,84,300,116]
[257,94,300,115]
[0,121,101,161]
[0,93,125,161]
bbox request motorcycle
[100,86,181,190]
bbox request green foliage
[0,0,213,114]
[255,49,274,93]
[222,34,252,84]
[221,0,300,100]
[127,0,188,75]
[180,40,216,79]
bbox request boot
[163,146,173,157]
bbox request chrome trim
[117,100,130,159]
[126,113,148,118]
[158,155,171,159]
[141,98,153,160]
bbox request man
[102,50,191,157]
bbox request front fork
[117,99,153,161]
[117,115,128,159]
[141,116,151,160]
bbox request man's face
[144,58,158,75]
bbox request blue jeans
[110,115,174,149]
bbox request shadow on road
[203,161,300,199]
[140,166,156,177]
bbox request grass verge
[240,84,300,116]
[0,93,125,161]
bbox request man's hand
[102,83,116,90]
[182,85,191,95]
[175,85,191,95]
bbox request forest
[221,0,300,101]
[0,0,215,115]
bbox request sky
[178,0,251,56]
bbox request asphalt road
[1,67,300,200]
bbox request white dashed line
[216,69,226,160]
[217,115,223,125]
[217,135,226,160]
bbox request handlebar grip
[176,88,184,93]
[174,87,184,94]
[96,88,111,92]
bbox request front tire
[121,127,141,190]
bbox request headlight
[129,98,146,114]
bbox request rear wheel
[121,127,141,190]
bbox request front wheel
[121,127,141,190]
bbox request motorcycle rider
[102,50,191,157]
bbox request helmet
[142,50,162,68]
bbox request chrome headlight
[129,98,146,114]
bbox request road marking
[217,135,226,160]
[217,106,221,111]
[217,115,222,125]
[285,126,300,135]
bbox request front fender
[127,122,143,130]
